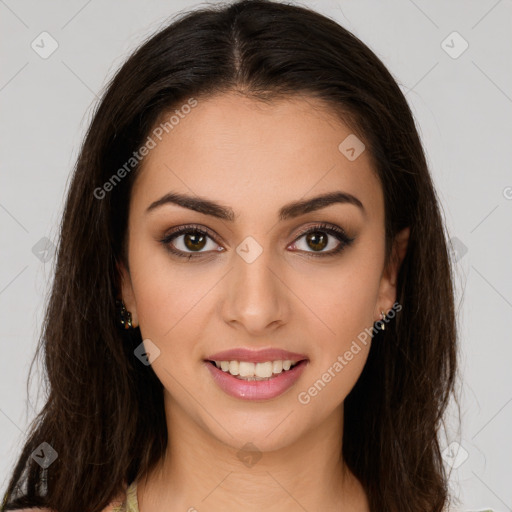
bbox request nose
[220,246,289,335]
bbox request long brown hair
[2,1,459,510]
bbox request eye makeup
[158,222,356,260]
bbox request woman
[2,0,477,510]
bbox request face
[119,92,409,453]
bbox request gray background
[1,0,511,510]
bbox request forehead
[130,92,383,222]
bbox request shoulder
[12,507,119,512]
[9,509,55,512]
[11,490,126,512]
[12,509,119,512]
[9,509,54,512]
[12,505,122,512]
[447,508,495,512]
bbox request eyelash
[159,222,355,260]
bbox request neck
[137,391,368,512]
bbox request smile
[204,359,309,400]
[209,359,301,379]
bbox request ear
[374,226,410,321]
[117,261,139,328]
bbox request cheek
[128,237,211,341]
[289,249,381,406]
[294,270,375,411]
[128,248,235,387]
[293,256,382,346]
[135,273,215,347]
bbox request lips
[204,347,309,364]
[205,358,309,400]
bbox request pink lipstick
[204,347,309,401]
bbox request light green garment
[111,480,138,512]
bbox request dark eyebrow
[145,191,365,220]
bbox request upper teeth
[213,360,299,378]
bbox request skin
[119,91,409,512]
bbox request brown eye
[160,225,223,259]
[183,232,207,251]
[290,223,355,257]
[305,231,328,252]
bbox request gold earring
[380,310,386,330]
[116,299,134,329]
